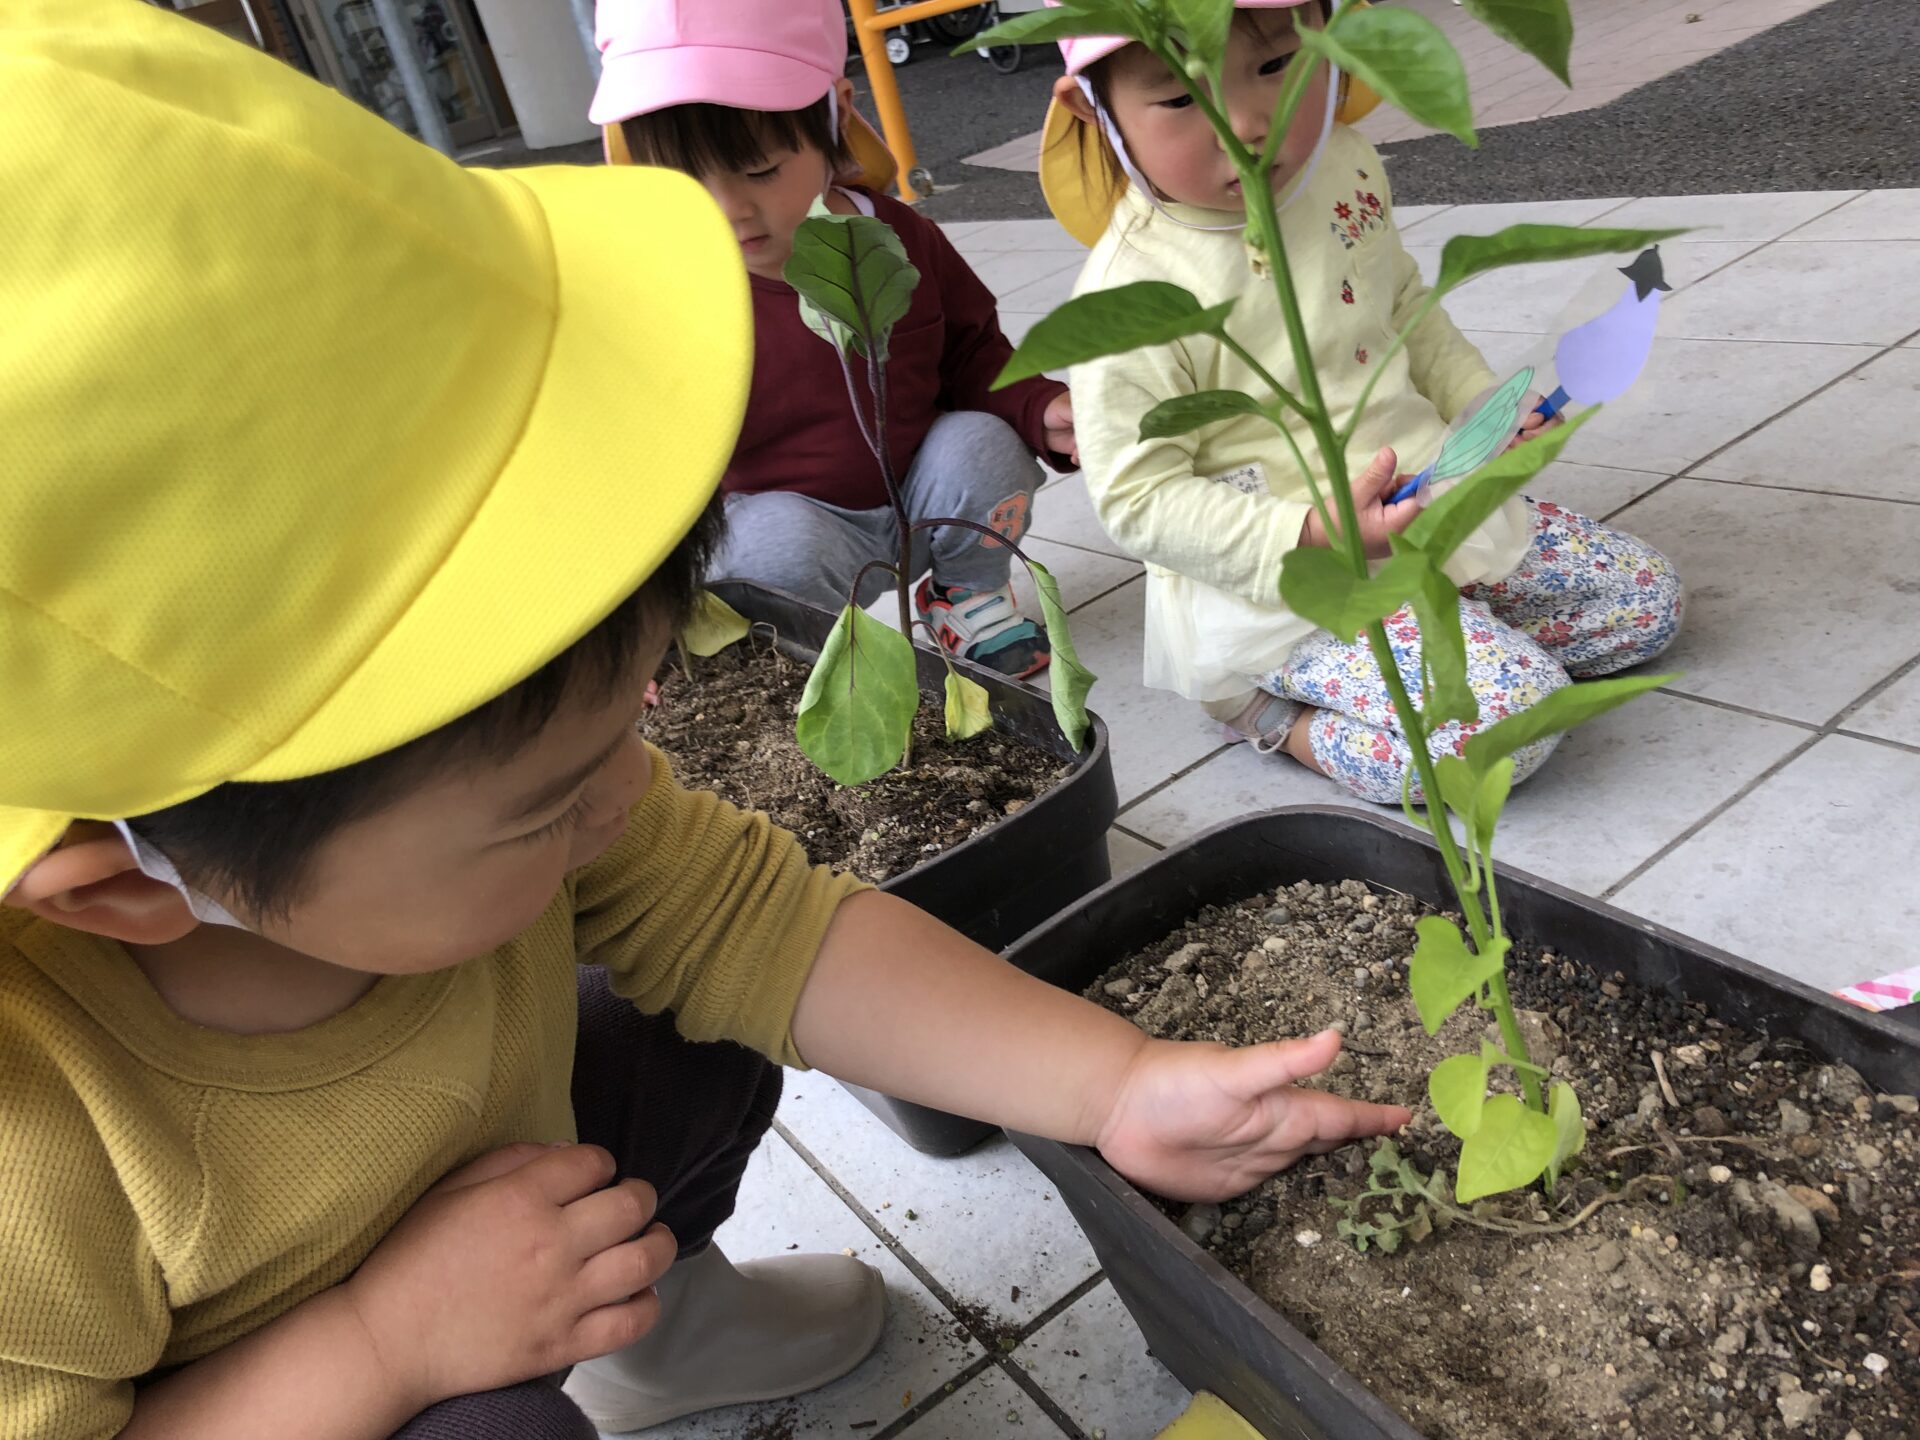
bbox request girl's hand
[1297,446,1420,559]
[1504,392,1563,452]
[1094,1032,1412,1203]
[344,1143,677,1411]
[1042,390,1078,466]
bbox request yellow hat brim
[603,104,900,193]
[238,163,751,783]
[1039,97,1126,249]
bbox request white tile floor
[621,188,1920,1439]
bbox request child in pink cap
[591,0,1076,679]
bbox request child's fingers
[429,1141,557,1195]
[1381,497,1422,534]
[565,1176,663,1257]
[1219,1029,1345,1096]
[518,1142,620,1206]
[575,1223,678,1312]
[1347,446,1400,505]
[571,1287,665,1362]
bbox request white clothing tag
[1208,462,1268,496]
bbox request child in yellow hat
[0,5,1408,1438]
[1042,2,1683,804]
[591,0,1074,681]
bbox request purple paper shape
[1555,283,1662,405]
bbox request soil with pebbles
[1089,877,1918,1440]
[643,639,1065,884]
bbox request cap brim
[241,163,751,782]
[589,46,832,125]
[1039,97,1125,249]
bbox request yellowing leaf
[681,590,750,658]
[943,668,993,741]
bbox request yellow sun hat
[1038,0,1382,247]
[0,0,752,897]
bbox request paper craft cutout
[1836,960,1920,1013]
[1386,246,1672,505]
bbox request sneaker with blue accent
[915,576,1050,680]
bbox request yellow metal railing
[846,0,997,202]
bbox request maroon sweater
[726,190,1071,510]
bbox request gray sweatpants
[709,410,1042,611]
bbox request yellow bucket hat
[0,0,752,896]
[1038,0,1382,247]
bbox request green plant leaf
[995,283,1236,386]
[955,0,1133,54]
[1402,407,1595,566]
[1139,389,1269,441]
[1029,561,1096,752]
[942,667,993,742]
[1278,548,1428,641]
[1435,224,1690,294]
[1463,670,1676,771]
[1432,755,1479,827]
[1301,6,1476,147]
[795,606,918,784]
[785,215,920,361]
[1546,1079,1587,1187]
[1402,541,1478,725]
[1456,1093,1558,1202]
[1429,1051,1490,1139]
[1408,915,1508,1036]
[1481,1038,1549,1079]
[1471,758,1514,851]
[681,590,750,658]
[1168,0,1233,72]
[1459,0,1574,84]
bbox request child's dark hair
[621,98,851,179]
[125,495,727,920]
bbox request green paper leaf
[1168,0,1233,72]
[1429,1051,1490,1140]
[955,0,1133,54]
[1279,548,1428,641]
[1435,224,1690,295]
[1546,1079,1587,1187]
[1459,0,1574,85]
[995,283,1236,387]
[786,214,920,361]
[1402,407,1595,567]
[681,590,750,658]
[1408,915,1508,1036]
[1456,1093,1558,1202]
[942,667,993,742]
[1029,561,1096,752]
[1463,670,1676,772]
[1301,6,1476,148]
[795,606,918,784]
[1139,389,1269,441]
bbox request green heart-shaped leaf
[1456,1093,1558,1202]
[1546,1079,1587,1188]
[1408,915,1508,1036]
[795,606,918,784]
[1429,1050,1490,1139]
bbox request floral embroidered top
[1068,126,1532,701]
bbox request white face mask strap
[112,819,250,930]
[1075,58,1341,230]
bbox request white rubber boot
[562,1245,886,1433]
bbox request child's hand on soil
[1043,390,1079,466]
[343,1142,677,1409]
[1297,446,1420,559]
[1093,1031,1413,1203]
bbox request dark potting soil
[1088,879,1917,1440]
[642,638,1067,884]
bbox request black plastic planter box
[1003,808,1920,1440]
[708,580,1120,1155]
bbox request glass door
[286,0,504,146]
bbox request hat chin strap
[1076,68,1339,233]
[113,820,250,930]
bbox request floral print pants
[1263,499,1684,804]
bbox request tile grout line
[1113,741,1238,820]
[769,1120,1104,1436]
[1673,473,1920,510]
[1597,731,1823,902]
[1112,821,1167,851]
[1825,650,1920,733]
[1660,188,1866,293]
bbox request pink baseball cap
[591,0,897,187]
[1052,0,1317,77]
